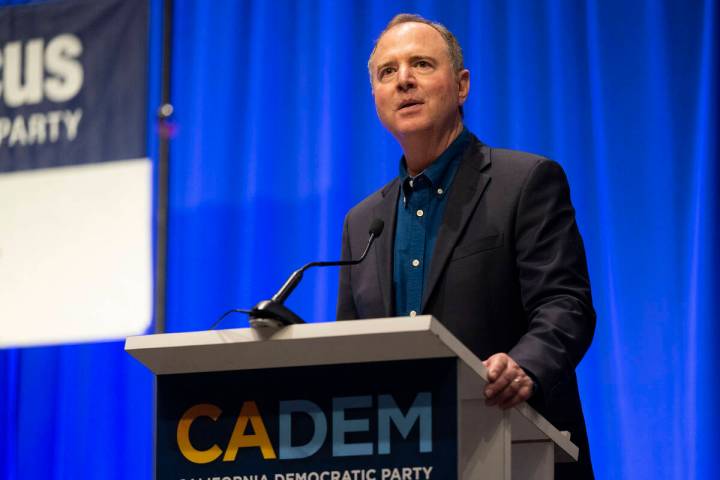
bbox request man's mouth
[398,99,424,110]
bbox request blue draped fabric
[1,0,717,478]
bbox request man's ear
[457,69,470,105]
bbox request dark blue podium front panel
[157,358,457,480]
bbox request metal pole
[153,1,174,477]
[154,0,173,334]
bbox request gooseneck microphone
[272,218,384,304]
[234,218,384,328]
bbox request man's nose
[396,65,416,91]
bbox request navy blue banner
[157,359,458,480]
[0,0,147,172]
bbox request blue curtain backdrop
[1,0,717,478]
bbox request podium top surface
[125,316,578,462]
[126,316,465,374]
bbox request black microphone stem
[212,219,384,329]
[249,218,384,327]
[271,231,377,304]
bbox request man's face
[370,22,469,139]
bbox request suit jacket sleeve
[508,159,596,399]
[337,213,359,320]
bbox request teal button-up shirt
[393,128,471,316]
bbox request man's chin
[391,121,433,138]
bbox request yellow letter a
[223,401,277,461]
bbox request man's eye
[379,67,395,78]
[416,60,431,68]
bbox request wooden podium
[126,316,578,479]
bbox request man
[337,14,595,478]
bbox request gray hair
[367,13,465,82]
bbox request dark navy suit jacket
[337,134,596,477]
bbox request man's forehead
[373,22,449,63]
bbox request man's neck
[399,120,465,177]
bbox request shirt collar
[399,127,470,188]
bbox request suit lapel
[373,179,400,317]
[422,140,491,311]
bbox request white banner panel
[0,159,151,347]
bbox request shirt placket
[406,178,429,315]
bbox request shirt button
[409,179,414,188]
[412,259,420,267]
[437,188,444,195]
[416,209,424,217]
[409,310,417,317]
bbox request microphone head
[369,218,384,238]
